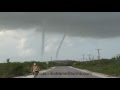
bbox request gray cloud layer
[0,12,120,38]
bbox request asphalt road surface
[36,66,101,78]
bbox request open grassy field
[74,59,120,77]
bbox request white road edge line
[69,66,118,78]
[39,67,56,74]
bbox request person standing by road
[31,63,40,78]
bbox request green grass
[0,61,49,78]
[74,59,120,77]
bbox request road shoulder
[69,66,118,78]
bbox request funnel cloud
[56,33,66,59]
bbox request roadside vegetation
[73,56,120,77]
[1,55,120,77]
[0,61,48,78]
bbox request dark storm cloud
[0,12,120,38]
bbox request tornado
[56,33,66,59]
[41,20,46,58]
[41,29,45,57]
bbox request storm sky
[0,12,120,62]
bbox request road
[36,66,101,78]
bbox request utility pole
[7,58,10,63]
[88,54,91,61]
[96,49,101,60]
